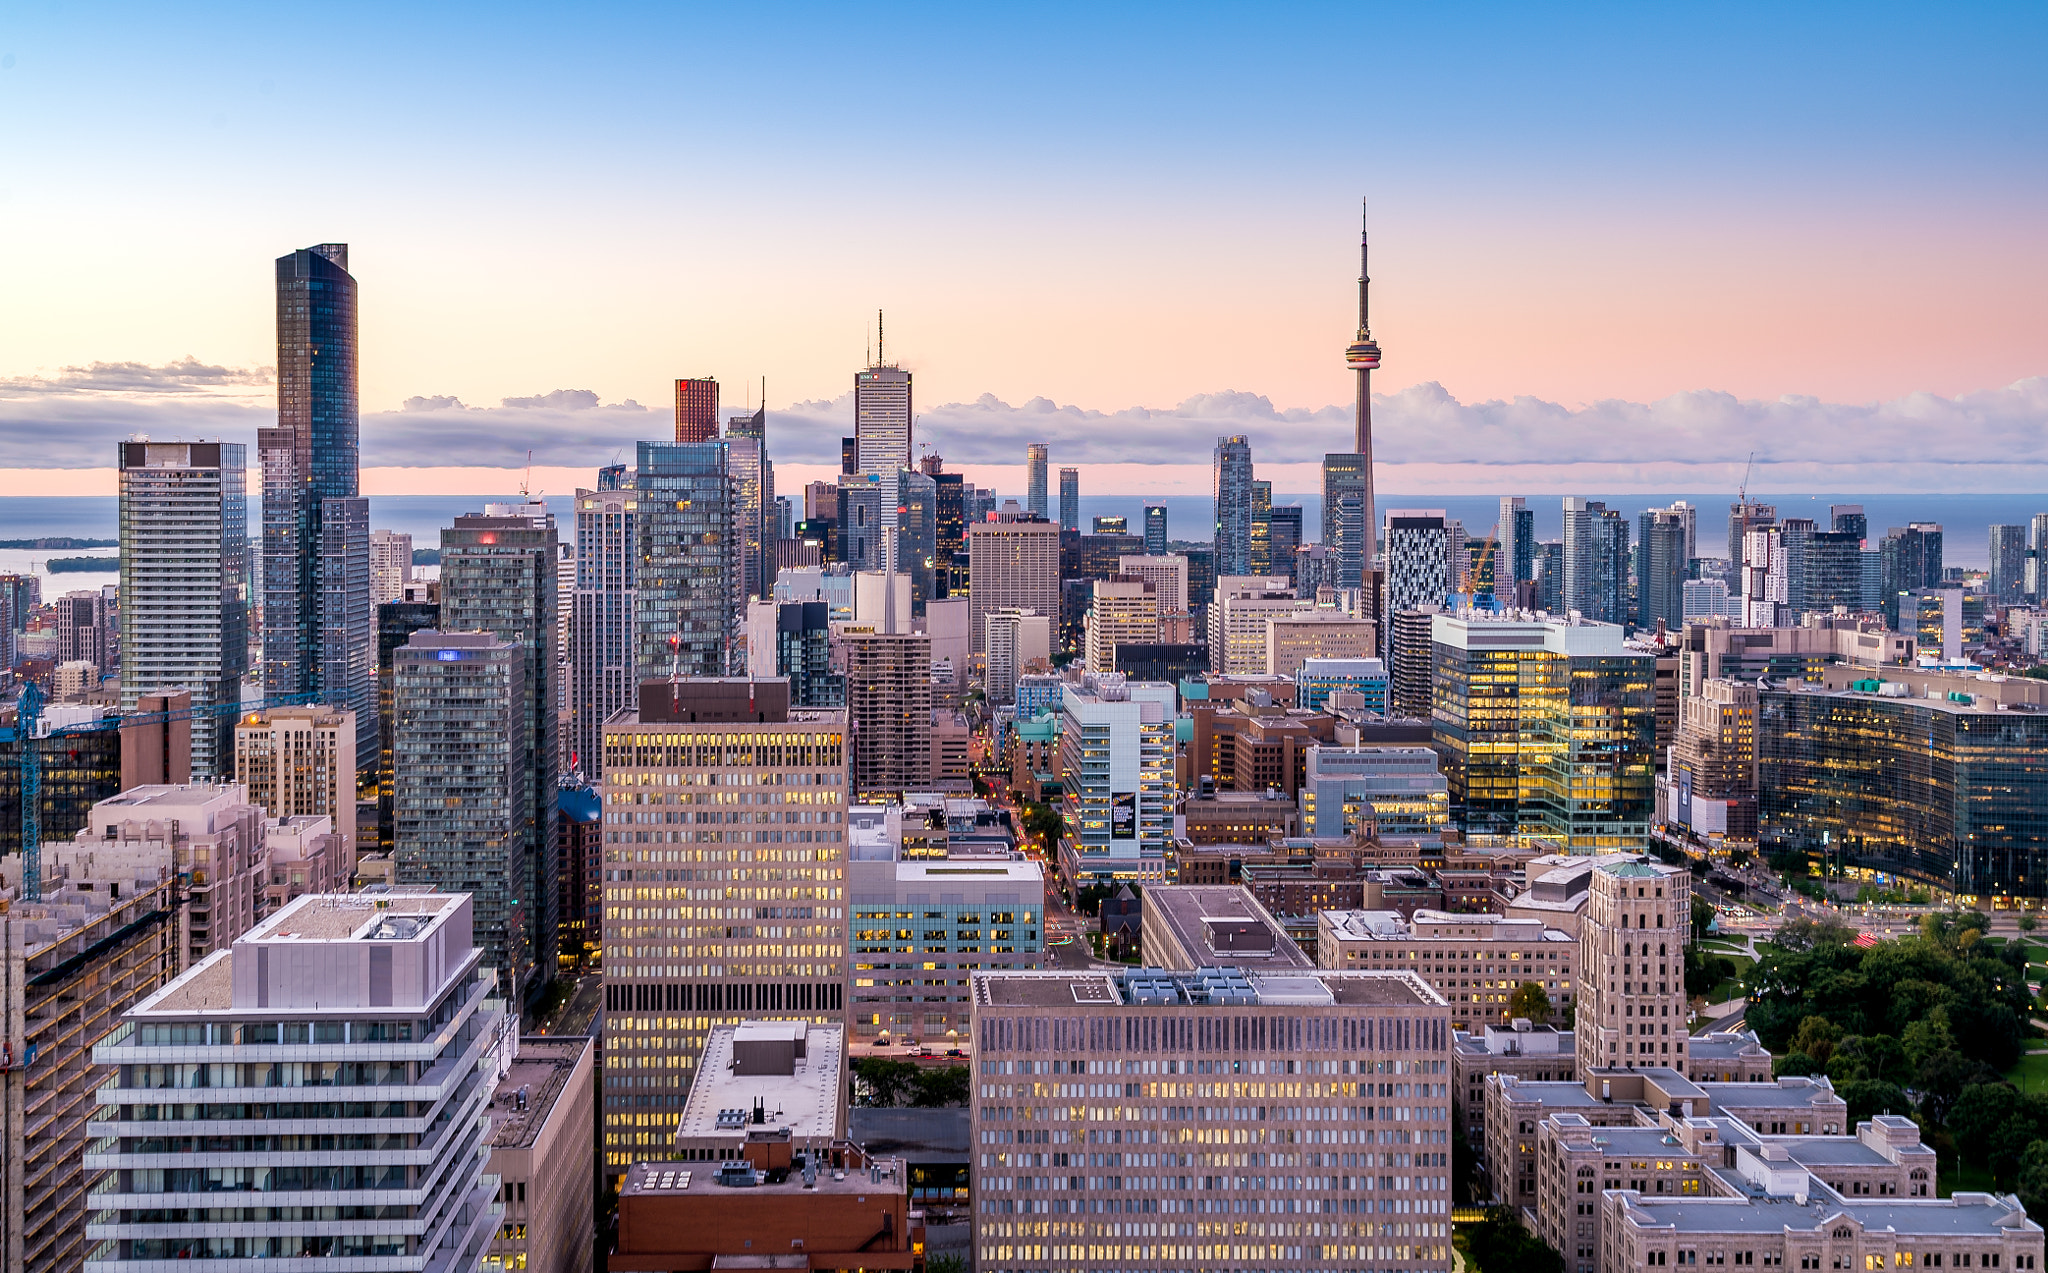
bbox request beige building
[1663,678,1759,843]
[1600,1185,2035,1273]
[370,527,413,604]
[930,707,971,792]
[260,813,350,911]
[970,967,1456,1273]
[1141,884,1313,972]
[1320,909,1576,1029]
[234,705,358,865]
[1118,553,1189,612]
[599,679,850,1179]
[967,517,1061,655]
[64,782,269,970]
[839,629,934,801]
[1084,577,1160,673]
[1576,857,1692,1076]
[983,608,1054,705]
[1265,612,1377,677]
[487,1036,595,1273]
[1453,1021,1576,1147]
[1207,576,1314,675]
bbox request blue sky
[1,2,2042,493]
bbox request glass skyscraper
[1212,436,1254,577]
[635,441,740,679]
[1320,452,1367,588]
[572,483,637,780]
[260,244,373,765]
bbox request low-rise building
[1177,790,1300,847]
[674,1022,845,1162]
[1687,1029,1775,1083]
[64,782,270,969]
[1141,884,1313,971]
[1602,1189,2038,1273]
[1453,1021,1577,1147]
[1320,908,1577,1028]
[487,1036,596,1273]
[849,852,1044,1046]
[1299,744,1449,842]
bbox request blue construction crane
[4,688,319,902]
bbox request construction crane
[3,687,318,901]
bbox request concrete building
[1058,673,1176,887]
[1663,678,1759,843]
[1387,607,1440,720]
[1600,1185,2036,1273]
[369,527,412,604]
[1577,857,1693,1076]
[53,589,112,677]
[1207,575,1313,675]
[1119,553,1189,613]
[1452,1021,1576,1147]
[261,813,349,911]
[850,847,1044,1045]
[571,481,638,779]
[855,351,914,475]
[0,854,174,1273]
[233,704,358,865]
[394,631,530,995]
[1141,884,1313,971]
[1266,611,1377,677]
[969,966,1455,1273]
[840,628,934,801]
[983,608,1053,706]
[1295,656,1389,713]
[64,783,269,970]
[1564,497,1631,626]
[86,892,501,1273]
[486,1036,595,1273]
[1084,577,1160,673]
[967,517,1061,655]
[117,439,249,778]
[1432,612,1657,850]
[598,681,849,1177]
[1177,790,1301,847]
[1299,744,1449,842]
[673,1022,845,1161]
[1320,909,1575,1029]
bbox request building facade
[1575,857,1692,1076]
[233,705,357,864]
[968,517,1062,656]
[572,483,637,779]
[1213,436,1255,577]
[636,441,741,679]
[1058,674,1176,887]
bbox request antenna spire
[1358,198,1371,331]
[877,308,885,367]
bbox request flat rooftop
[676,1023,843,1143]
[1616,1192,2037,1238]
[621,1154,907,1199]
[1146,885,1312,970]
[490,1037,591,1149]
[971,969,1439,1010]
[246,890,460,943]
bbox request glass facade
[634,442,739,679]
[572,486,637,780]
[1758,688,2048,896]
[1212,437,1254,578]
[375,599,439,852]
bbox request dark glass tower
[261,243,374,765]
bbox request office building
[1118,553,1189,614]
[1802,529,1866,615]
[840,468,938,610]
[374,594,439,851]
[1498,496,1535,589]
[89,892,501,1273]
[54,589,111,676]
[673,375,719,442]
[1270,503,1304,580]
[636,440,741,677]
[967,516,1061,654]
[983,608,1053,705]
[856,324,913,474]
[65,782,269,969]
[1671,619,1908,705]
[442,502,560,994]
[1025,442,1049,518]
[118,439,248,778]
[557,780,602,968]
[1726,499,1776,570]
[571,482,637,779]
[850,842,1044,1044]
[1058,672,1175,886]
[369,528,411,604]
[394,631,530,994]
[1574,855,1691,1074]
[1212,435,1254,576]
[2030,512,2048,599]
[672,1022,846,1162]
[1879,522,1943,627]
[1058,466,1080,532]
[1322,453,1369,589]
[1388,607,1439,720]
[1990,523,2029,605]
[1266,611,1376,677]
[1144,503,1168,554]
[486,1036,596,1273]
[968,966,1453,1273]
[1663,678,1759,843]
[1249,480,1274,575]
[727,400,775,599]
[1084,577,1159,673]
[1,855,175,1273]
[1385,508,1450,679]
[745,598,843,706]
[260,246,371,762]
[1299,743,1447,840]
[598,682,849,1174]
[233,705,358,864]
[839,620,934,800]
[925,457,967,594]
[1635,509,1687,631]
[1758,667,2048,897]
[1319,908,1574,1029]
[1141,884,1310,971]
[1296,657,1389,713]
[1432,612,1657,849]
[1829,503,1868,543]
[1207,575,1313,674]
[1563,497,1629,625]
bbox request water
[4,490,2042,584]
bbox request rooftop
[489,1037,591,1150]
[970,968,1440,1010]
[620,1152,907,1199]
[1145,885,1312,971]
[1614,1191,2039,1239]
[676,1023,844,1145]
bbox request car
[947,1048,966,1057]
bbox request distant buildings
[1144,502,1168,553]
[855,330,913,474]
[1563,497,1629,625]
[636,440,741,678]
[233,705,357,864]
[1025,442,1049,518]
[968,515,1061,657]
[369,527,411,604]
[1211,436,1255,577]
[1058,466,1080,532]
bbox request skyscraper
[1562,497,1629,625]
[1058,466,1080,532]
[1143,503,1167,554]
[1342,200,1382,563]
[1880,522,1944,628]
[966,515,1061,654]
[571,482,637,779]
[855,313,912,474]
[119,440,249,778]
[1025,442,1049,518]
[1320,452,1368,588]
[260,243,372,766]
[1575,856,1693,1075]
[1727,499,1775,567]
[1212,435,1253,576]
[636,441,741,678]
[842,628,934,801]
[674,377,718,443]
[1831,504,1869,544]
[440,502,561,997]
[369,528,411,604]
[1635,508,1688,631]
[725,401,774,598]
[1805,530,1866,614]
[1498,496,1534,589]
[1989,524,2028,605]
[1248,478,1273,574]
[2031,513,2048,600]
[1268,503,1303,577]
[1384,510,1450,702]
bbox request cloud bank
[2,358,2043,491]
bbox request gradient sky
[1,2,2042,495]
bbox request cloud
[2,364,2043,492]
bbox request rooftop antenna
[877,309,885,367]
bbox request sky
[1,2,2043,498]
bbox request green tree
[1691,896,1715,941]
[1788,1016,1845,1067]
[1836,1079,1912,1127]
[2017,1140,2048,1223]
[1827,1034,1912,1086]
[910,1066,972,1108]
[1772,1051,1821,1078]
[1465,1206,1565,1273]
[1901,1010,1958,1071]
[2020,915,2039,934]
[1508,982,1554,1025]
[1685,948,1735,997]
[851,1057,921,1107]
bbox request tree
[1772,1051,1821,1078]
[1827,1034,1912,1087]
[1465,1206,1565,1273]
[1692,896,1715,941]
[851,1057,921,1107]
[2021,915,2040,934]
[1788,1016,1845,1067]
[2017,1140,2048,1223]
[1508,982,1554,1025]
[1836,1079,1912,1127]
[1901,1010,1958,1071]
[910,1066,972,1107]
[1685,948,1735,997]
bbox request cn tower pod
[1345,332,1382,369]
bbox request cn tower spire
[1343,198,1383,562]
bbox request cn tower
[1343,200,1382,557]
